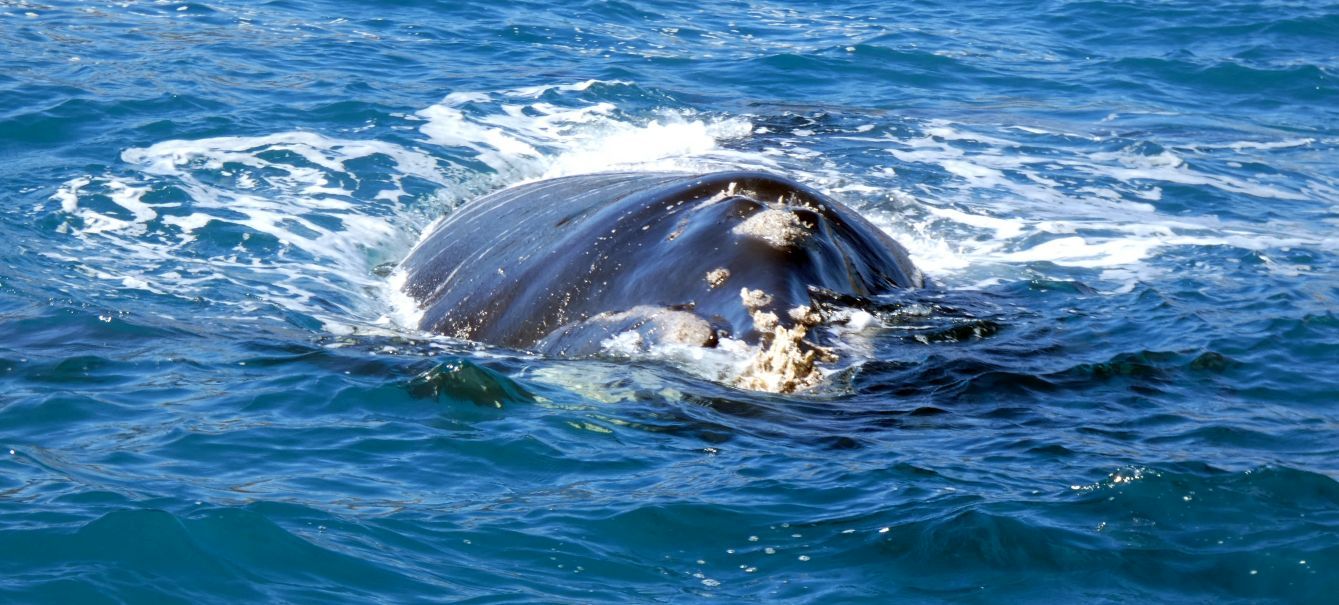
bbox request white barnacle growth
[734,288,835,394]
[706,267,730,289]
[731,208,810,249]
[740,287,772,310]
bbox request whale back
[399,171,922,350]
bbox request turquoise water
[2,0,1337,602]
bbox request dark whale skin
[398,171,922,352]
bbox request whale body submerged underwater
[397,171,924,393]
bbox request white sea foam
[1079,149,1307,201]
[599,330,760,387]
[848,120,1334,288]
[47,131,454,330]
[382,268,424,330]
[415,84,765,181]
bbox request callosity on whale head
[398,171,923,393]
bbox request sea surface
[2,0,1337,602]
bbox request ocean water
[2,0,1337,602]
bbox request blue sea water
[2,0,1338,602]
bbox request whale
[397,171,923,392]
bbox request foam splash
[835,121,1336,287]
[382,268,425,332]
[46,132,455,330]
[415,81,765,181]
